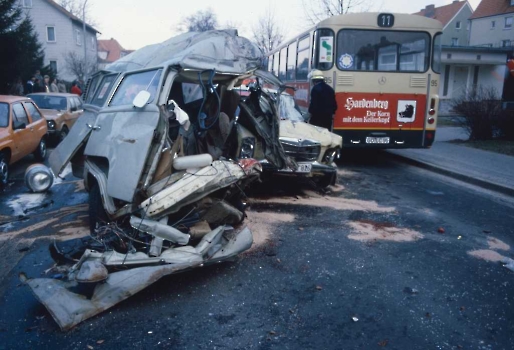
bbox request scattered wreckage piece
[22,226,252,331]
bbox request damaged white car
[22,29,341,330]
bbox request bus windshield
[336,29,430,72]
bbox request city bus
[266,13,443,148]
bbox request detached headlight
[25,164,54,193]
[240,137,255,159]
[47,120,56,130]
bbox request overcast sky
[89,0,481,50]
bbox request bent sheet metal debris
[23,227,252,331]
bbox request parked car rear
[0,95,48,188]
[27,93,84,142]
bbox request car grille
[280,139,321,162]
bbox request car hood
[279,120,342,148]
[40,109,61,120]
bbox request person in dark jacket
[308,69,337,130]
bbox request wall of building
[22,0,97,81]
[470,14,514,47]
[441,5,473,46]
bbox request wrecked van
[23,30,340,330]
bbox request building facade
[20,0,99,82]
[416,0,513,114]
[97,38,133,70]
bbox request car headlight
[323,148,340,164]
[47,120,56,130]
[239,137,255,159]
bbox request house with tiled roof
[414,1,473,46]
[97,39,134,70]
[415,1,512,114]
[468,0,514,108]
[469,0,514,47]
[20,0,100,82]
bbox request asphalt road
[0,150,513,349]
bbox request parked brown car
[27,93,84,142]
[0,95,48,187]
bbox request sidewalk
[388,127,514,196]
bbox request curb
[386,152,514,197]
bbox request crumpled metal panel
[107,30,263,75]
[84,106,160,202]
[48,110,97,176]
[23,227,253,331]
[279,120,342,149]
[140,160,245,218]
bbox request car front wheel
[59,126,69,143]
[0,153,9,188]
[33,138,47,161]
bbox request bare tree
[302,0,380,25]
[251,8,284,53]
[64,51,97,81]
[57,0,97,27]
[178,9,218,33]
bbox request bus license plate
[366,137,390,144]
[280,163,312,173]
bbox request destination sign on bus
[319,36,333,63]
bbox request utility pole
[82,0,88,81]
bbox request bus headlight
[240,137,255,158]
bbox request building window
[467,21,470,30]
[451,38,459,46]
[46,26,55,42]
[90,36,96,50]
[511,0,514,6]
[505,17,513,29]
[76,29,82,45]
[22,0,32,8]
[455,21,461,29]
[491,20,496,29]
[49,61,57,74]
[502,40,512,47]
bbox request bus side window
[279,47,287,80]
[273,53,279,77]
[296,35,310,80]
[287,42,296,81]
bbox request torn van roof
[106,29,264,74]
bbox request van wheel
[89,183,109,234]
[58,126,69,143]
[0,153,9,189]
[33,138,47,161]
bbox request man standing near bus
[308,70,337,130]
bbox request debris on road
[503,258,514,272]
[437,227,445,234]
